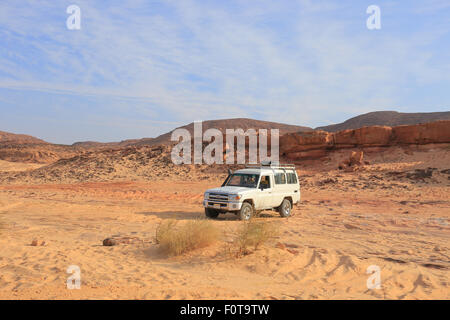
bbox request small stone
[434,246,443,252]
[31,239,39,246]
[103,238,117,246]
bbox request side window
[259,175,271,189]
[274,172,286,184]
[287,172,298,184]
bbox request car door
[256,174,273,209]
[272,171,287,207]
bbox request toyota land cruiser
[203,163,300,220]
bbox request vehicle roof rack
[245,162,296,170]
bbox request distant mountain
[0,130,48,145]
[70,119,310,148]
[71,139,151,149]
[145,118,312,146]
[316,111,450,132]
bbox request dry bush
[155,219,219,256]
[233,220,279,257]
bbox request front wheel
[205,208,219,219]
[278,199,292,217]
[239,202,253,221]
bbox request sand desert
[0,120,448,300]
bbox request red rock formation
[334,126,392,147]
[280,131,332,154]
[281,120,450,161]
[392,121,450,144]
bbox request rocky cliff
[281,120,450,160]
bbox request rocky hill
[316,111,450,132]
[0,130,48,144]
[145,118,312,147]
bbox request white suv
[203,164,300,220]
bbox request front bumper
[203,199,242,211]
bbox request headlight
[228,194,242,201]
[204,193,209,199]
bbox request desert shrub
[155,219,219,256]
[233,220,279,257]
[155,219,177,244]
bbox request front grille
[208,193,228,203]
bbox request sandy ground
[0,160,448,299]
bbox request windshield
[225,173,260,188]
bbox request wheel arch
[242,198,254,207]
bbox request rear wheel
[205,208,219,219]
[239,202,253,221]
[278,199,292,217]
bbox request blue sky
[0,0,449,144]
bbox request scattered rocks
[103,236,142,246]
[30,239,46,246]
[406,168,434,181]
[338,151,364,170]
[316,178,338,186]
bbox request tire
[278,198,292,217]
[205,208,219,219]
[239,202,253,221]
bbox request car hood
[205,186,255,195]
